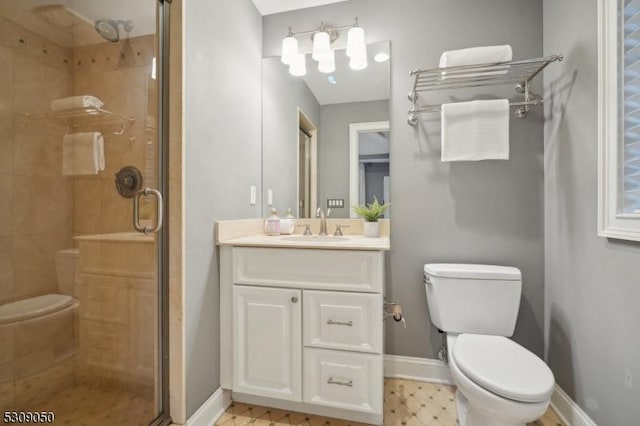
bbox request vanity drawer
[303,348,383,414]
[303,291,382,353]
[232,247,383,293]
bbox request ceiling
[302,41,390,105]
[251,0,350,16]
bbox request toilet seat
[452,334,554,403]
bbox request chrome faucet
[316,207,331,236]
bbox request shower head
[94,19,134,43]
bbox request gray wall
[544,1,640,424]
[262,57,320,216]
[264,0,545,359]
[318,100,389,218]
[184,0,262,417]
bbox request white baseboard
[183,387,232,426]
[550,385,597,426]
[384,354,453,385]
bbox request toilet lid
[453,334,555,403]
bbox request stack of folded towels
[51,95,103,112]
[52,95,106,175]
[439,45,512,162]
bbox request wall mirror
[262,41,391,218]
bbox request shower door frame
[151,0,171,425]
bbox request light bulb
[318,49,335,74]
[281,35,298,65]
[349,41,368,71]
[289,53,306,76]
[312,31,331,62]
[347,26,365,58]
[349,50,368,71]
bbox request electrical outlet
[249,186,256,205]
[327,198,345,208]
[267,189,273,206]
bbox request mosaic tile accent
[216,379,565,426]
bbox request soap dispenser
[264,208,281,236]
[280,208,295,235]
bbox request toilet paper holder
[384,300,406,328]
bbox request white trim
[297,108,318,218]
[349,121,390,217]
[383,354,453,385]
[181,387,232,426]
[598,0,640,241]
[550,385,598,426]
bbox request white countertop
[218,233,390,251]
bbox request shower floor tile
[33,384,155,426]
[216,378,564,426]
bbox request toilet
[424,264,554,426]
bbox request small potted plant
[352,196,390,238]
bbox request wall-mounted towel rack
[407,54,564,126]
[26,107,136,142]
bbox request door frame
[348,121,390,218]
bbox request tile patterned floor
[216,379,565,426]
[32,384,156,426]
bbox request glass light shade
[312,31,331,61]
[289,53,306,76]
[318,49,335,73]
[347,26,365,58]
[281,36,298,65]
[349,46,368,70]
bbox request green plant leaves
[351,196,390,222]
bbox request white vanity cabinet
[220,243,387,425]
[233,285,302,401]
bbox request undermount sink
[280,236,350,242]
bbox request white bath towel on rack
[62,132,105,175]
[51,95,104,112]
[441,99,509,162]
[439,45,512,79]
[439,45,513,68]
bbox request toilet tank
[424,264,522,337]
[56,248,79,297]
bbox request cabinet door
[233,285,302,401]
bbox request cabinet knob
[291,296,298,303]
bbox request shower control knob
[291,296,298,303]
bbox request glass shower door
[0,1,168,424]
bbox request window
[598,0,640,241]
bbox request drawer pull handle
[327,319,353,326]
[327,377,353,387]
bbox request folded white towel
[62,132,105,175]
[51,95,104,112]
[439,45,513,68]
[441,99,510,162]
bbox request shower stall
[0,1,170,424]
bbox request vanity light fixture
[289,52,307,77]
[281,17,367,76]
[281,28,298,65]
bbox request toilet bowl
[447,334,554,426]
[423,263,555,426]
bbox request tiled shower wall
[0,16,74,305]
[71,35,157,236]
[0,14,156,304]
